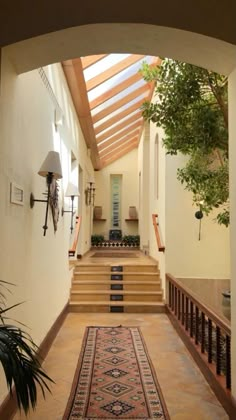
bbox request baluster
[201,312,205,353]
[177,290,181,320]
[185,297,189,331]
[195,306,199,345]
[208,319,212,363]
[190,301,194,338]
[168,281,171,308]
[216,326,222,375]
[171,284,175,311]
[174,287,177,316]
[181,293,185,325]
[226,334,231,389]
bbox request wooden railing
[166,273,235,417]
[68,216,81,257]
[152,214,165,252]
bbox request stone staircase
[69,262,166,313]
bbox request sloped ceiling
[63,54,160,169]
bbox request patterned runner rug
[63,326,169,419]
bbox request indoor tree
[0,280,53,414]
[140,59,229,226]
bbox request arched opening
[1,15,236,414]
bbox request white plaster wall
[148,123,166,287]
[93,149,139,239]
[0,54,92,401]
[165,153,230,279]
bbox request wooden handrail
[152,213,165,252]
[68,216,81,257]
[166,273,230,335]
[166,272,233,414]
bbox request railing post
[226,334,231,389]
[185,297,189,331]
[181,293,185,325]
[216,326,222,375]
[195,306,199,345]
[201,312,205,353]
[208,319,213,363]
[177,290,181,320]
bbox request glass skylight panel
[90,79,146,116]
[87,56,153,102]
[84,54,130,82]
[96,109,142,137]
[94,95,147,128]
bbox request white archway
[3,21,236,399]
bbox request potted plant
[91,234,104,246]
[0,280,53,414]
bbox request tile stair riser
[74,265,111,272]
[71,284,161,292]
[70,292,163,302]
[73,273,160,281]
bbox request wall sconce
[85,181,95,206]
[30,151,62,236]
[62,183,80,233]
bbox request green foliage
[140,59,229,225]
[0,280,53,414]
[122,235,140,246]
[91,234,105,246]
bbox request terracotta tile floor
[13,313,228,420]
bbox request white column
[228,65,236,398]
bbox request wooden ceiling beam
[100,137,138,160]
[97,121,142,145]
[98,129,140,152]
[92,83,151,124]
[96,112,142,144]
[101,142,138,168]
[62,59,101,170]
[90,59,160,110]
[99,135,138,159]
[86,54,145,92]
[94,99,145,135]
[81,54,107,69]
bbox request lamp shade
[38,151,62,179]
[65,182,80,197]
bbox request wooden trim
[101,142,138,167]
[86,55,145,91]
[92,83,151,124]
[98,129,140,152]
[81,54,107,69]
[62,59,101,170]
[152,213,165,252]
[166,307,236,418]
[0,302,69,419]
[96,114,142,144]
[99,136,138,159]
[69,216,81,257]
[95,100,145,135]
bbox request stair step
[70,290,163,302]
[74,265,158,273]
[69,301,165,313]
[71,290,162,295]
[72,280,161,285]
